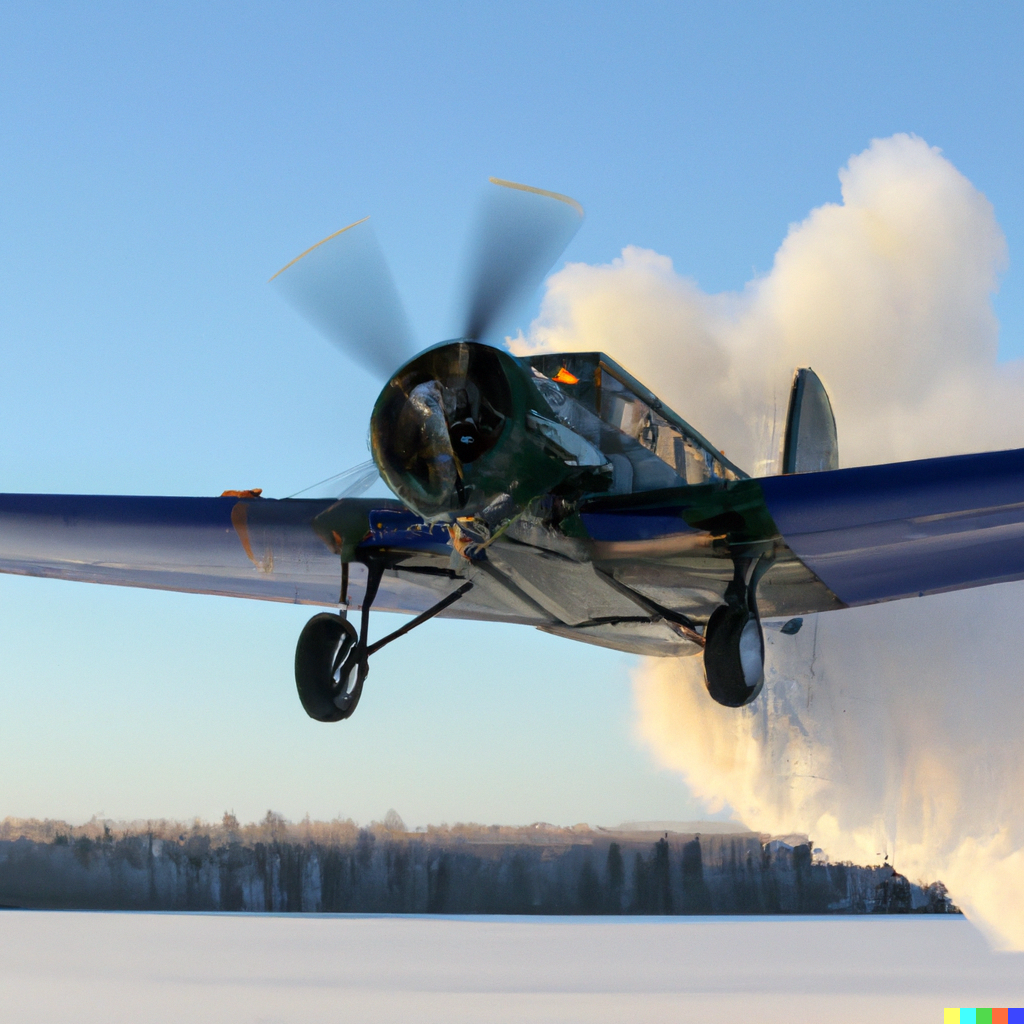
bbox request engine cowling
[370,340,595,542]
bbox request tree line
[0,814,957,915]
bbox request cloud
[515,133,1012,471]
[515,134,1024,948]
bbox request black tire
[703,604,765,707]
[294,613,364,722]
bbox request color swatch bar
[944,1011,1023,1023]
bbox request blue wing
[0,494,342,602]
[759,447,1024,606]
[0,493,546,625]
[5,445,1022,650]
[573,446,1024,622]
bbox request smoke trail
[515,134,1024,948]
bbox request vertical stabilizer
[782,368,838,474]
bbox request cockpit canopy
[521,351,746,491]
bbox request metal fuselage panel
[599,543,845,621]
[576,480,845,622]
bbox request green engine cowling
[370,340,606,543]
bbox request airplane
[3,178,1023,723]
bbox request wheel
[702,604,765,707]
[294,613,364,722]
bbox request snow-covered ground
[1,912,1020,1023]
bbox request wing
[576,446,1024,621]
[7,444,1012,652]
[0,493,545,625]
[0,490,751,656]
[759,446,1024,606]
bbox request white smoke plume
[514,134,1024,949]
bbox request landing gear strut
[703,555,770,708]
[294,559,473,722]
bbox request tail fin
[782,368,838,474]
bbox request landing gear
[703,605,764,707]
[294,613,363,722]
[703,555,768,708]
[294,558,474,723]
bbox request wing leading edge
[0,493,545,626]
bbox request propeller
[270,218,416,381]
[271,178,584,379]
[458,178,584,343]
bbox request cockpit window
[521,351,744,487]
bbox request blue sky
[0,2,1021,826]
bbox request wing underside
[4,446,1023,658]
[0,493,710,656]
[758,447,1024,606]
[573,446,1024,619]
[0,494,543,626]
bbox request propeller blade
[286,459,381,500]
[460,178,584,344]
[271,218,416,381]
